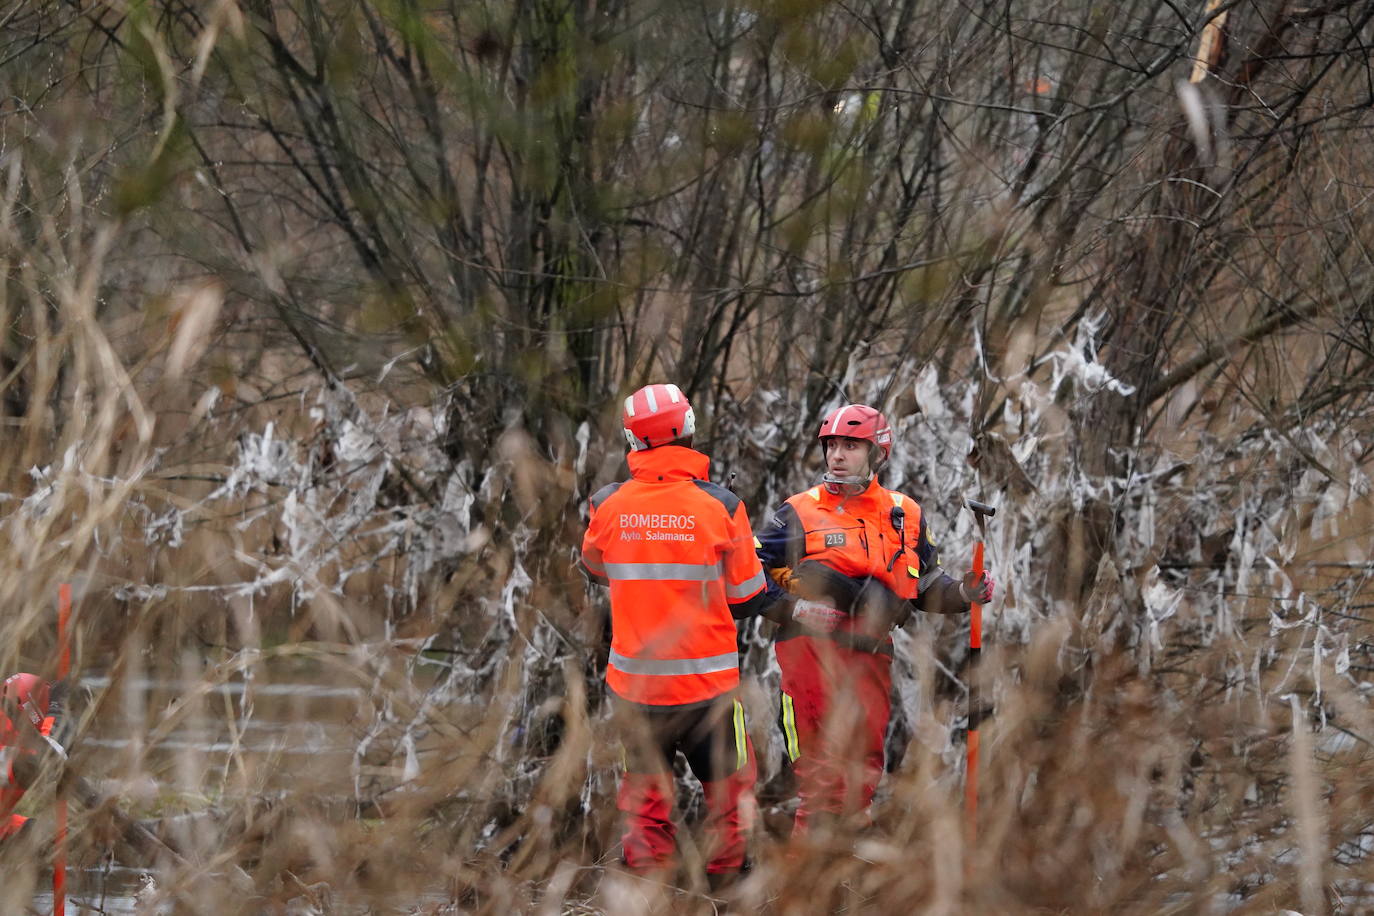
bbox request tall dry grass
[1,245,1370,913]
[2,1,1374,913]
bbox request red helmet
[622,383,696,451]
[818,404,893,463]
[2,673,50,731]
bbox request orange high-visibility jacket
[785,481,923,598]
[758,478,934,651]
[581,445,772,707]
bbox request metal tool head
[964,497,997,518]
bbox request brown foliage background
[2,0,1373,912]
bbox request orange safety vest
[582,445,767,707]
[782,479,922,644]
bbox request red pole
[965,541,984,849]
[54,583,71,916]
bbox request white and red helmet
[623,383,696,451]
[818,404,893,464]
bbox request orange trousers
[775,634,893,834]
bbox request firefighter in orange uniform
[0,673,62,841]
[755,405,994,835]
[581,383,779,883]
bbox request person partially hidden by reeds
[0,673,65,842]
[580,384,781,889]
[756,404,994,837]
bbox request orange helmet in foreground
[622,383,696,451]
[818,404,892,463]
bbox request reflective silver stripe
[666,384,682,403]
[624,395,636,417]
[603,562,721,582]
[726,569,766,599]
[645,385,659,412]
[609,650,738,676]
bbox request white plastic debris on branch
[1040,311,1138,398]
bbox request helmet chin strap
[821,472,871,496]
[820,443,883,495]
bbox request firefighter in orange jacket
[581,383,778,881]
[755,405,994,835]
[0,673,63,841]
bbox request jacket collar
[627,445,711,482]
[816,475,886,512]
